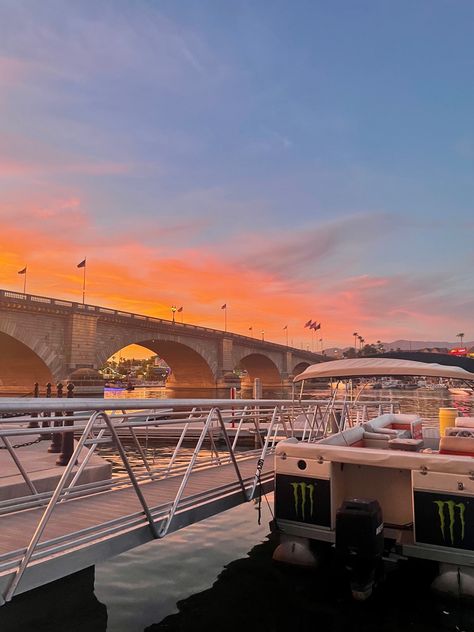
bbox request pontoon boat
[273,358,474,599]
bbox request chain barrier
[0,437,42,450]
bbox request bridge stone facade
[0,290,324,391]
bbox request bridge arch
[235,353,282,387]
[293,361,311,377]
[0,330,55,391]
[97,335,217,389]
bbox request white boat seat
[363,413,422,439]
[455,417,474,428]
[318,426,364,446]
[439,435,474,456]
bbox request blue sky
[0,0,473,346]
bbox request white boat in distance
[274,358,474,600]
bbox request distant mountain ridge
[324,340,474,355]
[380,340,473,351]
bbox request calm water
[5,387,474,631]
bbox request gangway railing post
[122,410,154,478]
[165,406,200,475]
[214,408,246,498]
[102,412,158,539]
[248,405,280,500]
[231,405,250,451]
[159,407,218,537]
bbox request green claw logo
[433,500,466,545]
[290,482,315,520]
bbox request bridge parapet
[0,289,324,359]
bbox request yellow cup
[439,407,458,437]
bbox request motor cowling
[336,498,384,599]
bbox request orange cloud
[0,194,470,349]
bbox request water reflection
[146,537,474,632]
[94,495,273,632]
[105,385,474,419]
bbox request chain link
[0,437,42,450]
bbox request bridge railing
[0,396,399,602]
[0,288,322,356]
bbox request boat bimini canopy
[293,358,474,383]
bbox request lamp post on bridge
[171,305,177,324]
[261,330,265,342]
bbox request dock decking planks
[0,456,272,562]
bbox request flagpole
[82,259,86,304]
[224,306,227,332]
[23,268,27,294]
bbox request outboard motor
[336,498,384,600]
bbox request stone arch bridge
[0,290,324,391]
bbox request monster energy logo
[433,500,466,545]
[291,482,315,520]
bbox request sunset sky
[0,1,473,350]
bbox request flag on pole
[310,322,321,331]
[177,306,183,312]
[248,326,253,331]
[304,319,313,328]
[283,325,288,330]
[18,267,27,275]
[221,304,226,309]
[77,259,86,268]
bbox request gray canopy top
[293,358,474,382]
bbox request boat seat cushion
[364,414,422,439]
[318,426,364,446]
[455,417,474,428]
[439,435,474,456]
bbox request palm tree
[357,335,363,351]
[353,332,358,350]
[457,332,465,346]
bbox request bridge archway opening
[104,340,215,389]
[237,353,281,388]
[0,332,53,393]
[293,362,310,377]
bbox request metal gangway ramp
[0,397,398,604]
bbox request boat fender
[432,563,474,598]
[272,535,318,568]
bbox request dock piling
[48,383,63,454]
[27,383,40,429]
[56,383,75,466]
[41,382,52,440]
